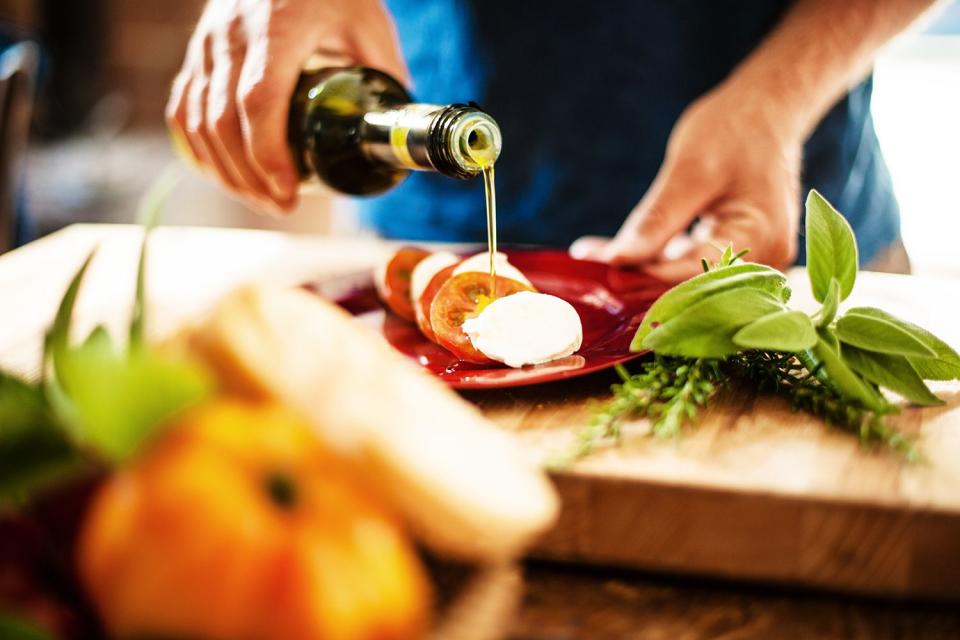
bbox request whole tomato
[77,400,429,640]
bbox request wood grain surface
[2,225,959,610]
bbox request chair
[0,41,39,254]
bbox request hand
[571,84,802,282]
[166,0,409,213]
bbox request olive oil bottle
[288,67,501,196]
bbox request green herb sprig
[573,190,960,461]
[0,171,212,507]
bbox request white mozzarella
[454,252,532,287]
[409,251,459,303]
[462,291,583,368]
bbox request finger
[182,34,240,191]
[186,69,241,191]
[644,199,793,282]
[236,37,305,210]
[569,236,611,261]
[350,0,411,86]
[603,159,718,265]
[206,31,276,206]
[166,71,204,166]
[711,198,796,268]
[643,243,726,283]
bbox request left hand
[571,84,803,282]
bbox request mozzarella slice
[462,291,583,368]
[454,252,532,287]
[409,251,459,303]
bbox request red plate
[308,249,669,389]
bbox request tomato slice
[379,247,430,321]
[415,264,458,343]
[430,272,534,363]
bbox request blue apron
[364,0,900,266]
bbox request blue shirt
[363,0,901,266]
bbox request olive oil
[288,67,502,196]
[483,166,497,295]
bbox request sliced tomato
[379,247,430,321]
[415,264,458,343]
[430,272,534,363]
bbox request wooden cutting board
[2,225,959,600]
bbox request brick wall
[103,0,204,128]
[0,0,204,129]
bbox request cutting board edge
[533,472,960,601]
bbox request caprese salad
[375,247,583,368]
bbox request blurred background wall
[0,0,957,277]
[0,0,346,242]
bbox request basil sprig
[0,172,213,506]
[579,190,959,459]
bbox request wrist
[715,60,822,147]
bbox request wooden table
[2,224,959,638]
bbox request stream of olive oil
[483,165,497,296]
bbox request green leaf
[54,346,213,463]
[841,345,942,406]
[836,307,960,380]
[45,250,96,380]
[907,337,960,381]
[0,372,87,506]
[798,336,887,412]
[0,612,53,640]
[836,309,937,358]
[814,277,841,328]
[642,288,785,358]
[721,243,733,265]
[632,263,789,350]
[819,326,841,353]
[733,310,818,352]
[805,190,858,303]
[129,168,179,351]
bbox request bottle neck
[361,104,502,179]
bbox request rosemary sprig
[551,359,720,467]
[568,350,916,466]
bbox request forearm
[722,0,938,143]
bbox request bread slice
[185,285,558,562]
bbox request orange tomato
[414,263,458,343]
[380,247,430,321]
[430,272,533,363]
[77,400,429,640]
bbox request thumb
[604,159,717,265]
[349,2,411,87]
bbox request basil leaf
[836,309,936,358]
[805,190,858,303]
[837,307,960,380]
[798,336,887,412]
[45,250,96,379]
[841,345,942,406]
[55,346,213,463]
[130,169,178,351]
[0,372,86,506]
[907,335,960,381]
[815,277,841,328]
[733,310,817,352]
[642,288,785,358]
[819,326,841,353]
[632,263,788,350]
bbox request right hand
[167,0,410,213]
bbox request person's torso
[363,0,899,265]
